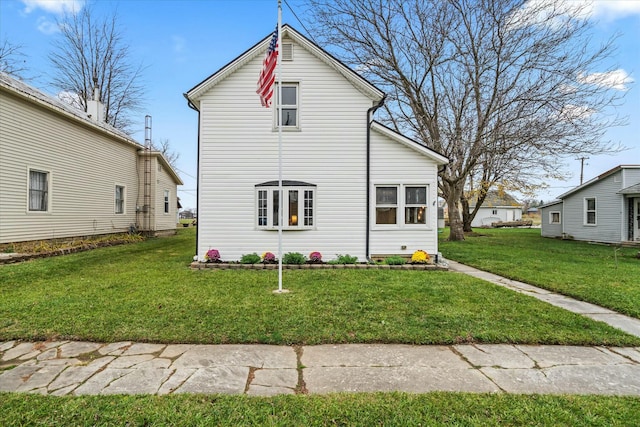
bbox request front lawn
[439,228,640,318]
[2,392,639,426]
[1,228,638,346]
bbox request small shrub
[309,251,323,263]
[384,256,406,265]
[283,252,306,264]
[411,249,430,264]
[262,251,276,263]
[240,253,261,264]
[331,254,358,264]
[205,249,220,262]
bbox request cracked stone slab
[251,368,298,390]
[133,358,172,369]
[50,384,78,396]
[0,341,17,352]
[73,369,130,395]
[158,368,196,395]
[172,345,296,369]
[108,354,156,369]
[454,345,535,369]
[0,365,41,392]
[48,356,115,392]
[173,366,249,394]
[482,365,640,395]
[516,345,631,368]
[2,343,38,361]
[100,368,173,395]
[302,344,467,369]
[304,366,499,394]
[98,342,133,356]
[121,343,166,356]
[58,342,102,358]
[160,344,195,359]
[610,347,640,363]
[16,364,68,392]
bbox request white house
[185,25,448,262]
[540,165,640,243]
[0,72,183,244]
[469,191,523,227]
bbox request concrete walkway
[1,341,639,396]
[447,260,640,338]
[2,262,640,397]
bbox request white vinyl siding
[540,202,563,238]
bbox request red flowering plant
[309,251,323,263]
[262,251,276,263]
[205,249,221,263]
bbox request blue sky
[1,0,639,209]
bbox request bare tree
[48,5,145,133]
[306,0,625,240]
[152,138,180,170]
[0,38,28,79]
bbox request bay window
[256,181,315,229]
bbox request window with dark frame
[585,198,596,225]
[164,190,170,214]
[256,182,315,229]
[115,185,125,214]
[29,170,48,212]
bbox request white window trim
[273,82,300,131]
[26,167,51,214]
[115,184,126,215]
[584,197,596,226]
[255,184,316,230]
[549,211,561,224]
[373,183,431,229]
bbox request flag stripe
[257,26,278,108]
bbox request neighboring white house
[469,191,523,227]
[185,24,448,262]
[540,165,640,243]
[0,72,183,244]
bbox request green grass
[1,392,639,426]
[1,228,638,346]
[439,228,640,318]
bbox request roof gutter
[366,95,386,262]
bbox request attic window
[282,43,293,61]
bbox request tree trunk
[461,198,472,232]
[446,189,465,241]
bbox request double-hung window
[375,184,429,227]
[115,185,125,214]
[585,198,596,225]
[256,181,315,229]
[550,211,561,224]
[29,169,49,212]
[275,83,298,128]
[164,190,170,214]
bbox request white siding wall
[197,38,374,261]
[0,90,139,243]
[154,158,179,231]
[540,203,563,238]
[369,130,440,256]
[562,171,624,243]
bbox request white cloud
[57,91,82,110]
[21,0,84,15]
[585,0,640,21]
[36,16,59,34]
[578,69,634,91]
[559,104,595,121]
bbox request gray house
[540,165,640,243]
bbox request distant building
[468,191,523,227]
[540,165,640,243]
[0,72,183,244]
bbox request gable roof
[184,24,384,108]
[0,72,141,151]
[557,165,640,199]
[139,151,184,186]
[468,190,521,208]
[1,72,183,186]
[371,121,448,165]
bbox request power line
[283,0,319,45]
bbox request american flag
[257,26,278,108]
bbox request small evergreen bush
[240,253,261,264]
[283,252,306,264]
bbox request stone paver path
[2,341,639,396]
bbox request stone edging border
[190,262,448,271]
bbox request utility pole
[577,156,589,185]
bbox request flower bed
[190,262,447,271]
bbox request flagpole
[276,0,285,293]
